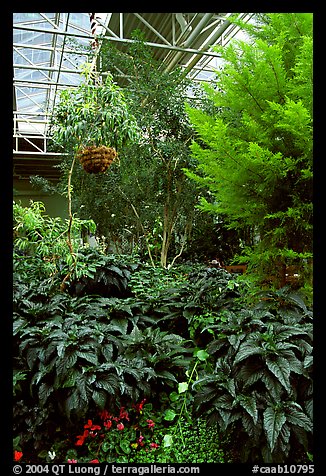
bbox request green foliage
[158,348,212,455]
[33,403,227,464]
[152,417,228,463]
[129,262,190,298]
[13,371,27,397]
[14,290,192,413]
[63,400,162,463]
[140,266,245,346]
[49,67,140,153]
[192,287,313,462]
[65,247,137,298]
[184,13,313,287]
[13,259,193,456]
[13,200,95,279]
[44,31,221,269]
[13,206,313,464]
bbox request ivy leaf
[163,434,173,447]
[195,349,209,361]
[169,391,180,402]
[178,382,188,393]
[164,409,177,421]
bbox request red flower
[119,407,130,421]
[146,419,155,429]
[150,442,159,449]
[117,422,124,431]
[133,398,146,413]
[84,419,101,431]
[67,459,78,463]
[14,451,23,462]
[99,410,112,421]
[90,459,99,463]
[76,429,89,446]
[104,420,112,429]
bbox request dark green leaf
[285,403,313,432]
[76,350,98,365]
[234,340,262,364]
[263,406,286,452]
[239,395,258,424]
[92,389,107,409]
[265,355,291,392]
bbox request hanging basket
[77,145,117,174]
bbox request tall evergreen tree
[184,13,313,287]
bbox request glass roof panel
[13,12,254,165]
[13,12,92,138]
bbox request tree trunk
[118,186,156,267]
[161,204,173,268]
[160,173,183,268]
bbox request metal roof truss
[13,12,253,182]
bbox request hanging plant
[48,65,140,288]
[77,145,117,174]
[50,64,140,174]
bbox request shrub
[64,247,137,298]
[13,216,313,464]
[63,399,161,463]
[140,266,245,345]
[13,200,95,280]
[151,417,228,463]
[13,275,193,459]
[192,287,313,463]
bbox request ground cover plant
[13,206,313,463]
[13,12,313,466]
[13,273,193,460]
[192,289,313,463]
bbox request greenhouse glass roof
[13,12,253,181]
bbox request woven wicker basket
[77,145,117,174]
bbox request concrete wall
[13,179,68,219]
